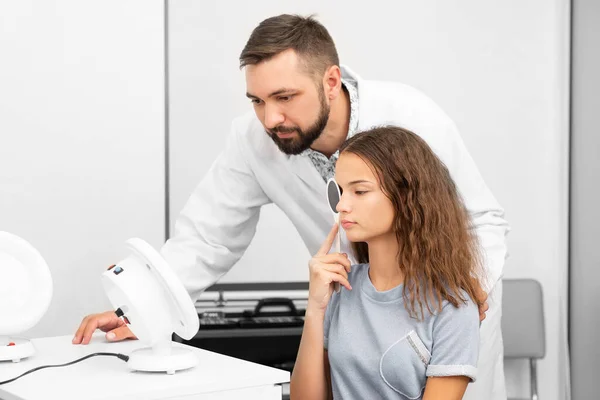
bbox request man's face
[245,49,330,155]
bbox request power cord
[0,352,129,386]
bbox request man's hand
[472,278,489,322]
[72,310,137,345]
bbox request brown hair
[239,14,339,79]
[340,126,484,319]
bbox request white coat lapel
[288,154,324,190]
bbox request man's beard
[267,89,330,155]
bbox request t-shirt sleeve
[426,295,480,381]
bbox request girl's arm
[423,376,470,400]
[290,309,332,399]
[290,223,350,400]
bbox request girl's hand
[307,223,352,313]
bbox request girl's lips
[341,220,356,229]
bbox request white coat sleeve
[160,123,270,301]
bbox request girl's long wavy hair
[340,126,484,319]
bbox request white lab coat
[161,66,509,399]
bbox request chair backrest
[501,279,546,359]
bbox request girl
[290,126,484,400]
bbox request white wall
[0,0,166,337]
[168,1,570,399]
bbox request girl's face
[334,152,396,243]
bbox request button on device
[113,266,124,275]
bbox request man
[73,14,509,399]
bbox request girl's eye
[355,191,367,195]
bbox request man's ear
[323,65,342,100]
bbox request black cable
[0,352,129,386]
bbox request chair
[502,279,546,400]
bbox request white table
[0,335,289,400]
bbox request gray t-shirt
[324,264,479,400]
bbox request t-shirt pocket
[379,330,431,399]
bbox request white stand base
[0,337,34,363]
[127,346,198,375]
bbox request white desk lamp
[0,232,53,363]
[101,238,200,375]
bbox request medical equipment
[0,232,53,363]
[326,178,342,293]
[102,238,200,374]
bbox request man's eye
[278,95,293,102]
[251,99,262,105]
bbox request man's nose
[264,103,285,129]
